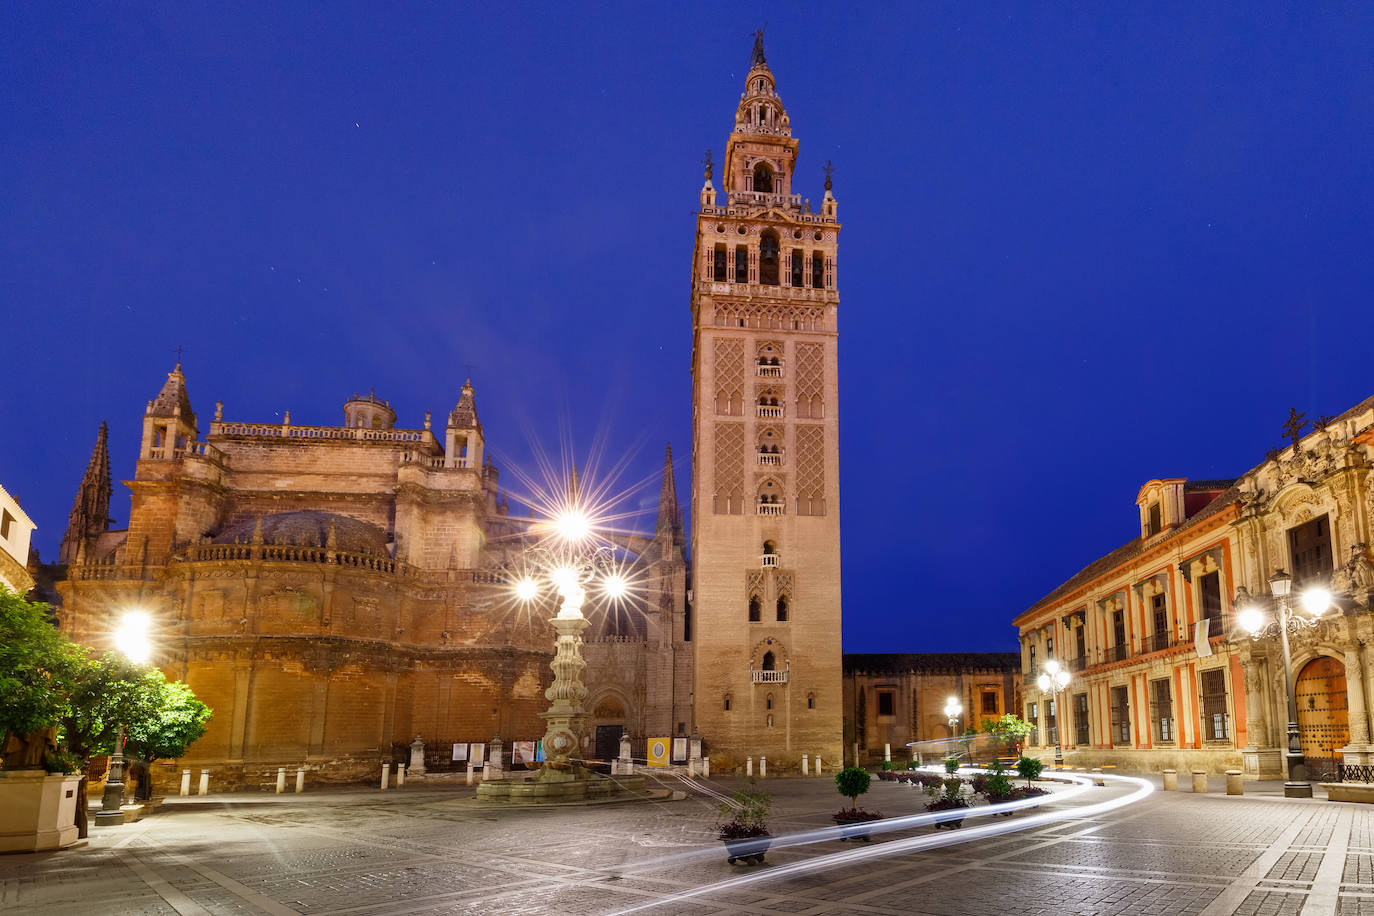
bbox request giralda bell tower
[690,34,842,767]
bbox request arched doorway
[1295,656,1349,779]
[592,696,626,763]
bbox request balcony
[1104,643,1130,663]
[751,668,789,684]
[757,405,784,419]
[760,554,779,568]
[756,364,783,378]
[757,451,783,466]
[756,502,785,516]
[1067,656,1087,672]
[1142,632,1175,654]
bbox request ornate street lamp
[511,510,629,780]
[1037,658,1071,767]
[1239,568,1332,798]
[94,610,152,827]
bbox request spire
[448,379,481,431]
[59,422,113,564]
[146,363,196,424]
[656,443,680,536]
[751,27,766,66]
[569,462,582,503]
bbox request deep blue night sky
[3,4,1372,653]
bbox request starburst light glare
[1302,587,1331,617]
[515,578,539,601]
[1043,658,1060,675]
[551,566,579,593]
[603,574,628,599]
[116,609,152,664]
[554,509,592,542]
[1238,605,1265,634]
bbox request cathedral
[53,36,844,784]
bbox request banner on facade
[1194,619,1213,658]
[451,742,468,762]
[512,741,536,765]
[672,737,688,764]
[648,738,670,767]
[471,742,485,767]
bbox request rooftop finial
[751,26,767,66]
[702,149,714,181]
[823,159,835,191]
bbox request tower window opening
[713,244,727,281]
[759,231,780,285]
[807,693,816,709]
[724,695,732,711]
[748,595,761,622]
[776,596,788,622]
[812,251,824,288]
[791,249,803,286]
[757,79,764,92]
[762,651,775,671]
[753,162,774,194]
[766,693,774,710]
[735,245,748,282]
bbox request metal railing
[1339,764,1374,783]
[1142,632,1175,654]
[1104,644,1130,663]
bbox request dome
[212,511,389,554]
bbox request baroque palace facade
[56,369,691,787]
[1017,394,1374,778]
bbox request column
[1343,647,1371,764]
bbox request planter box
[0,770,83,853]
[723,835,770,864]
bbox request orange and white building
[1017,394,1374,779]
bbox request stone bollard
[198,770,210,796]
[1226,770,1244,795]
[276,767,286,794]
[466,761,475,786]
[409,734,426,777]
[1163,769,1178,791]
[380,763,391,790]
[746,756,753,777]
[488,737,504,780]
[180,769,191,797]
[816,755,822,775]
[884,743,891,763]
[703,757,710,778]
[296,767,305,793]
[1191,768,1208,793]
[687,757,695,778]
[760,756,767,778]
[802,753,810,776]
[397,764,406,787]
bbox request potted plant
[716,782,771,864]
[833,766,884,841]
[974,759,1018,815]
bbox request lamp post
[511,510,628,780]
[1239,568,1332,799]
[94,610,152,827]
[944,696,963,760]
[1037,658,1071,767]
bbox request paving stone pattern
[4,777,1374,914]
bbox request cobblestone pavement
[2,773,1372,915]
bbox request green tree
[125,671,213,764]
[834,766,871,809]
[1016,755,1044,786]
[978,713,1034,738]
[0,589,86,767]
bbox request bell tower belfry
[689,35,843,767]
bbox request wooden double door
[1295,655,1349,779]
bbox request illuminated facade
[689,36,844,770]
[1016,395,1374,778]
[56,367,690,786]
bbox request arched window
[724,695,732,711]
[713,244,727,280]
[807,693,816,709]
[762,651,775,671]
[763,540,777,556]
[776,596,788,622]
[753,162,774,194]
[812,251,825,288]
[735,245,749,282]
[748,595,761,622]
[765,693,774,710]
[759,231,779,285]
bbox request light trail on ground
[606,772,1154,915]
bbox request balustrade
[751,669,789,684]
